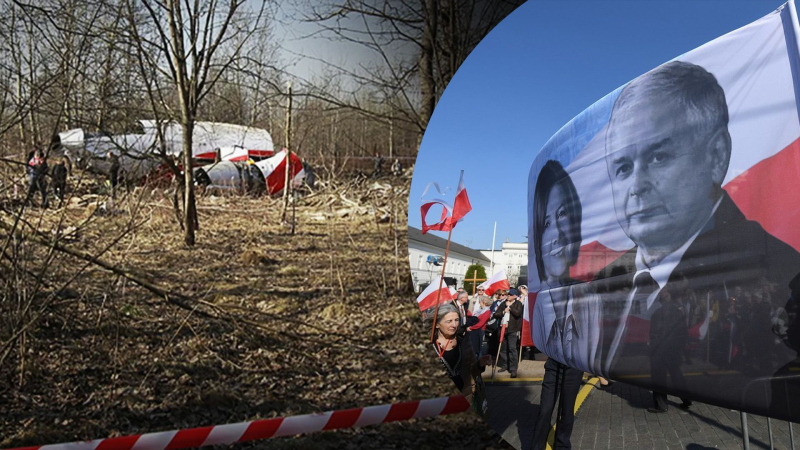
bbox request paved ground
[484,369,800,450]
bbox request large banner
[528,3,800,421]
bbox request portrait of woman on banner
[531,160,603,375]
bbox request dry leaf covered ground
[0,174,512,450]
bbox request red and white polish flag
[479,270,510,297]
[416,276,452,311]
[420,170,471,234]
[449,170,472,224]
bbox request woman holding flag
[429,302,489,417]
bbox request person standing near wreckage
[373,152,384,178]
[26,149,49,208]
[107,151,120,201]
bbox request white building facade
[479,242,528,287]
[407,226,491,293]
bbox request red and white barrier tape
[5,395,470,450]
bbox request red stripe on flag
[724,138,800,252]
[521,292,537,347]
[420,201,452,234]
[440,396,470,415]
[451,188,472,223]
[521,318,532,347]
[165,426,214,450]
[484,279,509,297]
[383,401,419,423]
[238,418,284,442]
[688,319,704,339]
[322,408,362,431]
[570,240,629,283]
[96,435,141,450]
[472,309,492,330]
[417,288,450,311]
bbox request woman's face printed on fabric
[541,181,578,284]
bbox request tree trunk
[282,83,293,222]
[419,0,438,133]
[182,119,197,246]
[388,117,393,158]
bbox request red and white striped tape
[5,395,470,450]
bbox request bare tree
[129,0,268,246]
[303,0,525,138]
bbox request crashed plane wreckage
[195,149,304,195]
[58,120,305,195]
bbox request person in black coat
[493,288,524,377]
[107,151,120,200]
[26,149,49,208]
[486,290,506,369]
[50,159,68,208]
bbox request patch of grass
[278,265,304,276]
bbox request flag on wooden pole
[420,171,471,234]
[416,276,452,311]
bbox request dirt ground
[0,173,513,450]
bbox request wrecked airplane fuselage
[194,161,266,196]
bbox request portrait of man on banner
[529,33,800,420]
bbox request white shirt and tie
[604,198,722,375]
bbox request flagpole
[790,0,800,49]
[706,292,711,363]
[490,221,497,274]
[430,227,454,343]
[492,323,507,379]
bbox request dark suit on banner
[650,295,691,411]
[597,192,800,419]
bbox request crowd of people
[428,283,589,448]
[453,285,529,378]
[428,285,529,385]
[427,284,531,419]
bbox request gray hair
[427,302,460,328]
[609,61,731,178]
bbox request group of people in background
[372,152,403,178]
[23,148,72,209]
[19,146,120,209]
[428,283,530,418]
[429,284,529,387]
